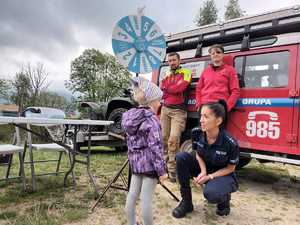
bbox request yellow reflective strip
[177,68,191,82]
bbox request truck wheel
[237,157,252,169]
[108,108,128,135]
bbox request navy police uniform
[176,127,239,204]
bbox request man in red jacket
[160,52,192,182]
[196,44,240,112]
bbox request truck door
[228,45,298,154]
[295,45,300,154]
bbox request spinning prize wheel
[112,14,166,74]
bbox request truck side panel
[296,45,300,152]
[227,45,298,155]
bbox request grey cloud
[0,1,77,61]
[0,0,199,62]
[1,0,300,91]
[1,0,299,58]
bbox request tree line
[0,51,131,115]
[0,63,73,114]
[195,0,244,26]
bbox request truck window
[234,51,289,88]
[158,60,209,85]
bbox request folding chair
[0,127,26,191]
[22,107,74,191]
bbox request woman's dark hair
[200,99,228,128]
[208,44,225,54]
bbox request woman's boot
[216,194,231,216]
[172,188,194,218]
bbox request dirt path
[69,162,300,225]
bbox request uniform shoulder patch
[192,127,202,133]
[191,127,202,139]
[224,132,238,146]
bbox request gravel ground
[68,162,300,225]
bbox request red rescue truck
[81,5,300,168]
[151,5,300,168]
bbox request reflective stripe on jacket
[161,67,192,106]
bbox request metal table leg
[19,151,26,191]
[86,125,99,194]
[64,126,78,187]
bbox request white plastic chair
[0,127,26,191]
[23,107,74,190]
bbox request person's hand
[197,175,210,185]
[193,172,206,185]
[159,173,168,185]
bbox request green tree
[225,0,244,21]
[10,63,49,112]
[65,96,79,117]
[25,63,49,106]
[38,91,69,110]
[66,49,131,102]
[0,79,6,96]
[0,78,10,101]
[194,0,218,26]
[10,71,32,113]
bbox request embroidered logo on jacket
[216,150,227,156]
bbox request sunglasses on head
[210,50,223,54]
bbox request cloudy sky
[1,0,300,94]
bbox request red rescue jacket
[160,67,192,106]
[196,63,240,111]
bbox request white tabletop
[0,116,114,126]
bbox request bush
[0,125,14,143]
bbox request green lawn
[0,149,127,225]
[1,148,299,225]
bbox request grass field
[0,148,127,225]
[1,148,300,225]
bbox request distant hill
[56,89,74,101]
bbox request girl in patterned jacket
[122,77,168,225]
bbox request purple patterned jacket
[121,107,166,177]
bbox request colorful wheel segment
[112,15,166,74]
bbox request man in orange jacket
[160,52,192,182]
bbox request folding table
[0,116,113,193]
